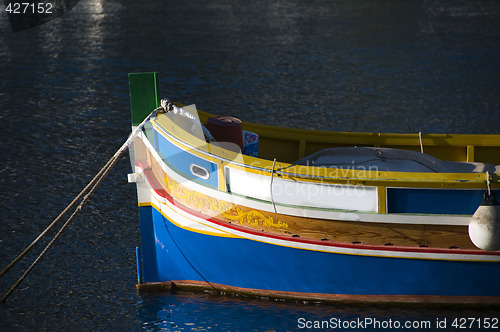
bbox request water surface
[1,0,499,330]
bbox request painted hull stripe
[136,164,500,261]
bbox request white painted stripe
[227,167,272,201]
[273,177,378,212]
[228,167,378,212]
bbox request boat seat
[294,147,500,173]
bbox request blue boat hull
[136,205,500,302]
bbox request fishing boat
[127,72,500,304]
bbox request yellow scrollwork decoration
[164,176,288,229]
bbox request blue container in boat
[242,130,259,157]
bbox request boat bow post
[129,72,160,127]
[128,72,162,285]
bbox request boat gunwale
[151,113,500,187]
[192,107,500,147]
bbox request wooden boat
[128,72,500,304]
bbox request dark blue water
[1,0,499,331]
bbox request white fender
[468,192,500,251]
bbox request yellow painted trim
[152,110,500,190]
[278,165,496,188]
[377,186,386,214]
[216,159,226,191]
[241,120,500,147]
[193,107,500,146]
[467,145,475,162]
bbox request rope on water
[0,110,157,303]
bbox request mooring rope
[0,162,114,303]
[270,158,278,214]
[0,155,116,280]
[486,171,492,196]
[418,131,424,153]
[0,109,157,303]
